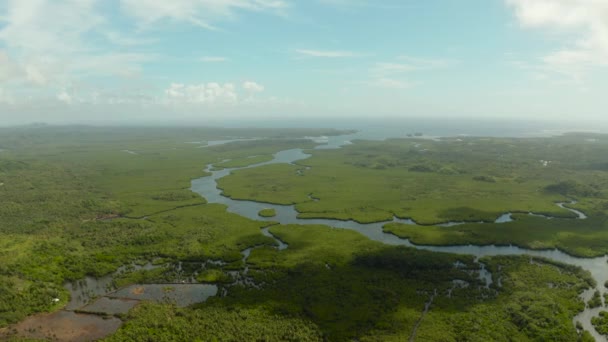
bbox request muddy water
[64,262,219,311]
[109,284,218,307]
[190,135,608,341]
[6,310,122,342]
[64,262,158,310]
[7,262,220,341]
[79,297,139,315]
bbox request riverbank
[190,133,608,340]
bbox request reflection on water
[109,284,218,307]
[80,297,139,315]
[64,262,158,310]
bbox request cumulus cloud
[0,0,280,111]
[242,81,265,93]
[162,81,275,108]
[506,0,608,82]
[57,90,73,104]
[24,65,49,86]
[164,82,238,104]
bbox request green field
[0,125,603,341]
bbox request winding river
[190,134,608,341]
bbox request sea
[215,117,608,139]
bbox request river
[190,133,608,341]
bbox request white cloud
[372,63,418,74]
[506,0,608,82]
[24,65,49,86]
[368,78,410,89]
[201,56,228,63]
[70,53,155,78]
[164,82,238,104]
[162,81,278,108]
[0,0,103,55]
[57,90,73,104]
[0,0,280,112]
[316,0,405,10]
[372,57,452,76]
[242,81,264,93]
[368,56,451,89]
[295,49,360,58]
[397,56,453,69]
[104,31,157,46]
[120,0,288,31]
[0,0,153,88]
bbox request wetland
[1,125,608,341]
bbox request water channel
[190,134,608,341]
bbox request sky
[0,0,607,126]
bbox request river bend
[190,135,608,341]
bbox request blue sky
[0,0,607,125]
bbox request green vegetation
[196,269,233,283]
[104,304,323,342]
[0,125,342,327]
[545,180,600,197]
[592,311,608,337]
[589,290,603,308]
[219,134,608,256]
[383,212,608,257]
[258,208,277,217]
[473,175,497,183]
[0,126,603,341]
[108,224,592,341]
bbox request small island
[258,208,277,218]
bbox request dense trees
[0,127,603,341]
[105,304,323,342]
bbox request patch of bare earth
[131,286,145,295]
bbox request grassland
[258,208,277,217]
[219,134,608,256]
[0,125,602,341]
